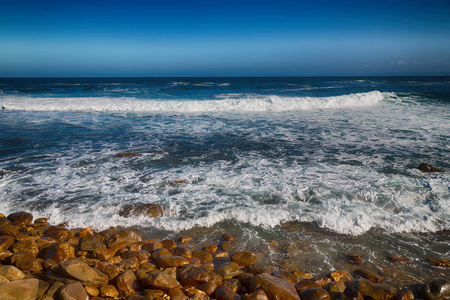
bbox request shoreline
[0,211,449,300]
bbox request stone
[348,279,396,300]
[327,281,346,293]
[122,250,151,262]
[161,239,176,249]
[205,245,219,253]
[44,281,65,298]
[85,285,100,297]
[198,281,219,296]
[419,278,450,300]
[170,246,192,259]
[0,274,8,283]
[215,262,244,279]
[231,251,258,267]
[248,263,270,275]
[37,236,56,250]
[237,272,254,287]
[222,233,237,241]
[44,242,75,263]
[15,257,44,272]
[0,278,39,300]
[138,270,180,291]
[0,217,11,226]
[182,286,209,299]
[250,273,300,300]
[388,256,411,263]
[0,250,13,260]
[316,277,333,287]
[119,257,140,271]
[293,270,314,280]
[0,265,26,280]
[192,250,213,262]
[99,284,119,298]
[35,217,48,224]
[178,264,223,287]
[223,278,243,292]
[354,269,384,282]
[54,259,109,286]
[215,284,241,300]
[273,270,299,285]
[7,211,33,227]
[10,250,36,264]
[299,287,331,300]
[428,258,450,268]
[296,280,322,292]
[154,255,190,268]
[116,270,140,296]
[119,203,164,218]
[44,228,75,242]
[54,282,89,300]
[221,241,233,252]
[329,270,353,282]
[0,235,15,251]
[418,163,442,172]
[247,289,270,300]
[346,255,364,264]
[80,238,105,252]
[0,224,20,237]
[37,279,50,299]
[104,263,122,281]
[142,241,163,252]
[106,229,142,248]
[12,239,39,255]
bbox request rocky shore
[0,211,449,300]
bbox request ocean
[0,77,449,285]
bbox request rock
[7,211,33,227]
[192,250,213,262]
[215,284,241,300]
[103,263,122,281]
[0,278,39,300]
[122,249,151,262]
[299,287,331,300]
[346,254,364,264]
[35,217,48,224]
[99,284,119,298]
[44,228,75,242]
[15,257,44,272]
[247,289,270,300]
[222,233,237,241]
[223,278,242,293]
[161,239,176,249]
[418,163,442,172]
[248,263,270,275]
[428,258,450,267]
[44,242,75,263]
[388,256,411,263]
[347,279,396,300]
[118,203,164,218]
[198,281,219,296]
[0,217,11,226]
[54,259,109,286]
[296,280,322,292]
[116,270,140,296]
[170,246,192,259]
[0,274,8,283]
[12,239,39,255]
[316,277,333,287]
[250,273,300,300]
[329,270,353,282]
[119,257,140,271]
[231,251,258,267]
[10,250,36,264]
[0,235,15,251]
[0,224,20,237]
[419,278,450,300]
[54,282,89,300]
[0,265,26,280]
[182,286,209,299]
[85,285,100,297]
[154,255,190,268]
[143,241,163,252]
[273,270,299,285]
[205,245,219,253]
[178,264,223,287]
[138,270,180,291]
[354,269,384,282]
[293,270,314,280]
[116,152,139,158]
[44,281,65,299]
[80,238,105,252]
[222,241,233,252]
[215,262,244,279]
[106,229,142,248]
[37,279,50,299]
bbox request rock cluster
[0,211,449,300]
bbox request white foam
[2,91,385,113]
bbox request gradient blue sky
[1,0,450,77]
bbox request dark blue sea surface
[1,77,449,283]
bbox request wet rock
[418,278,450,300]
[104,263,122,281]
[327,281,346,300]
[53,259,109,286]
[7,211,33,227]
[215,284,241,300]
[44,228,75,242]
[299,287,331,300]
[215,262,244,279]
[10,250,36,265]
[99,284,119,298]
[223,278,243,293]
[119,256,140,271]
[192,250,213,262]
[248,263,270,275]
[250,273,300,300]
[37,279,50,299]
[154,255,190,268]
[178,264,223,287]
[292,270,314,280]
[428,258,450,268]
[354,269,384,282]
[80,238,105,252]
[231,251,258,267]
[138,270,180,291]
[222,241,233,252]
[296,280,322,292]
[222,233,237,241]
[0,235,15,251]
[116,152,140,158]
[85,285,100,297]
[54,282,88,300]
[205,245,219,253]
[12,239,39,255]
[198,281,219,296]
[161,239,176,249]
[106,229,142,248]
[418,163,442,172]
[122,249,151,262]
[116,270,140,296]
[44,242,75,263]
[273,270,299,285]
[15,257,44,272]
[119,203,164,218]
[347,279,396,300]
[329,270,353,282]
[0,278,39,300]
[170,246,192,259]
[346,254,364,264]
[0,217,11,226]
[182,286,209,299]
[142,241,163,252]
[0,265,26,280]
[316,277,333,287]
[389,256,411,263]
[0,224,20,236]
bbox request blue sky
[1,0,450,77]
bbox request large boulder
[7,211,33,227]
[0,278,39,300]
[44,242,75,263]
[0,235,15,251]
[418,278,450,300]
[0,265,26,280]
[106,229,141,248]
[178,264,223,287]
[215,262,244,280]
[116,270,140,297]
[418,163,442,172]
[54,282,88,300]
[119,203,164,218]
[250,273,300,300]
[53,259,108,286]
[347,279,396,300]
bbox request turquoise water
[1,77,449,283]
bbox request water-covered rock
[418,278,450,300]
[119,203,164,218]
[7,211,33,227]
[346,279,396,300]
[354,269,384,282]
[418,163,442,172]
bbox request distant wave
[2,91,385,113]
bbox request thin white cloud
[391,61,409,65]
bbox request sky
[1,0,450,77]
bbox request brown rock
[316,277,333,287]
[80,238,105,252]
[119,257,140,271]
[299,287,331,300]
[15,257,44,272]
[246,289,270,300]
[248,263,270,275]
[178,264,223,287]
[215,284,241,300]
[37,236,56,250]
[116,152,139,158]
[346,255,364,264]
[7,211,33,227]
[138,270,180,291]
[34,217,48,224]
[12,239,39,255]
[0,278,39,300]
[119,203,164,218]
[0,217,11,226]
[0,224,20,236]
[296,280,322,292]
[293,270,314,280]
[231,251,258,267]
[182,286,209,299]
[428,258,450,268]
[388,256,411,263]
[170,246,192,259]
[205,245,218,253]
[222,233,237,241]
[221,241,233,252]
[0,235,15,251]
[198,281,219,296]
[54,282,88,300]
[0,250,13,261]
[44,228,75,242]
[215,262,244,280]
[354,269,384,282]
[151,247,172,260]
[104,264,122,281]
[107,229,141,248]
[54,259,109,286]
[0,265,26,280]
[348,279,396,300]
[44,281,65,299]
[223,278,243,292]
[44,242,75,263]
[329,270,353,282]
[154,255,190,268]
[250,273,300,300]
[237,272,254,287]
[0,274,8,283]
[10,250,36,265]
[142,241,163,252]
[161,239,176,249]
[122,249,151,262]
[85,285,100,297]
[273,270,299,285]
[418,163,442,172]
[116,270,140,296]
[192,250,213,263]
[43,258,58,271]
[418,278,450,300]
[99,284,119,298]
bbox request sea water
[0,77,449,285]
